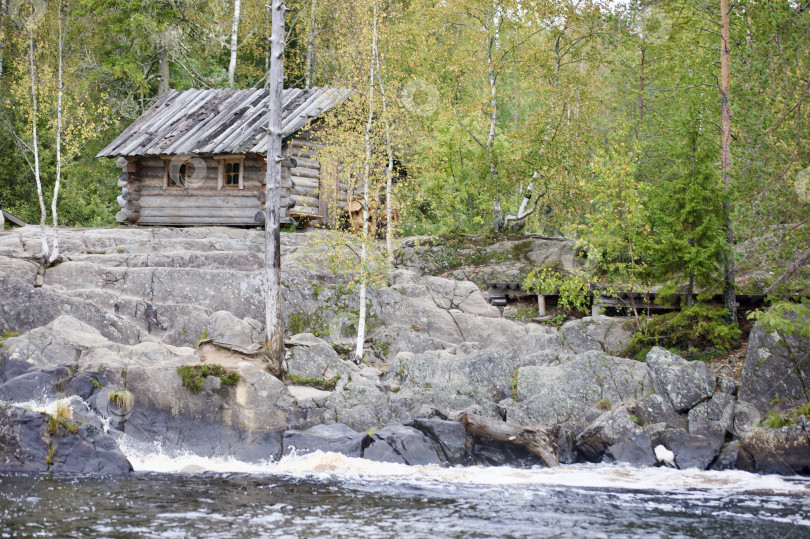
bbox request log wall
[114,134,348,227]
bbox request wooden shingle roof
[97,87,352,158]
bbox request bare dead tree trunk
[28,20,48,263]
[495,173,545,233]
[228,0,242,87]
[720,0,737,326]
[355,0,378,363]
[460,413,560,468]
[265,0,286,371]
[264,1,270,83]
[49,0,65,265]
[305,0,316,89]
[158,44,170,95]
[374,47,394,267]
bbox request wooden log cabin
[97,88,354,226]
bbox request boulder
[288,385,332,409]
[710,442,740,471]
[603,432,657,467]
[0,404,132,475]
[285,334,356,381]
[282,423,370,457]
[324,377,392,431]
[738,419,810,475]
[364,423,443,466]
[408,418,469,465]
[508,351,652,435]
[636,394,687,430]
[687,392,734,447]
[208,311,263,352]
[561,316,633,356]
[576,407,642,462]
[655,428,720,470]
[738,318,810,415]
[0,274,142,345]
[645,347,714,412]
[0,366,71,403]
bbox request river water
[2,441,810,538]
[2,399,810,538]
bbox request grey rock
[325,377,392,431]
[645,347,714,412]
[636,394,687,430]
[576,407,641,462]
[0,274,142,345]
[738,421,810,475]
[208,311,263,350]
[0,404,132,475]
[0,369,65,402]
[408,418,469,465]
[285,333,356,381]
[364,423,443,466]
[710,442,740,471]
[687,392,734,447]
[656,429,720,470]
[738,317,810,415]
[509,351,652,435]
[288,385,332,408]
[65,374,98,401]
[232,429,284,463]
[717,375,737,395]
[561,316,633,356]
[604,432,657,467]
[282,423,370,457]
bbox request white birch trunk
[265,0,286,370]
[485,11,498,186]
[355,1,378,362]
[374,48,394,267]
[228,0,242,87]
[49,1,64,264]
[28,23,49,263]
[305,0,316,89]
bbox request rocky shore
[1,227,807,475]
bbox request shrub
[627,303,742,361]
[177,364,242,393]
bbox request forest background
[0,0,807,315]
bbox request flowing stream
[2,400,809,537]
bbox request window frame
[164,158,194,189]
[216,155,245,190]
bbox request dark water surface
[2,470,809,538]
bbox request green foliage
[523,267,591,314]
[628,304,742,361]
[0,331,21,346]
[596,398,612,411]
[177,363,241,393]
[283,373,340,391]
[762,411,792,429]
[749,301,810,343]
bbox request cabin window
[167,160,194,188]
[217,157,244,190]
[224,161,240,188]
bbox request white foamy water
[117,435,810,496]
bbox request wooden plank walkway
[485,281,768,317]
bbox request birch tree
[264,0,286,371]
[227,0,241,87]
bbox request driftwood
[460,412,560,467]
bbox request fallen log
[460,412,560,467]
